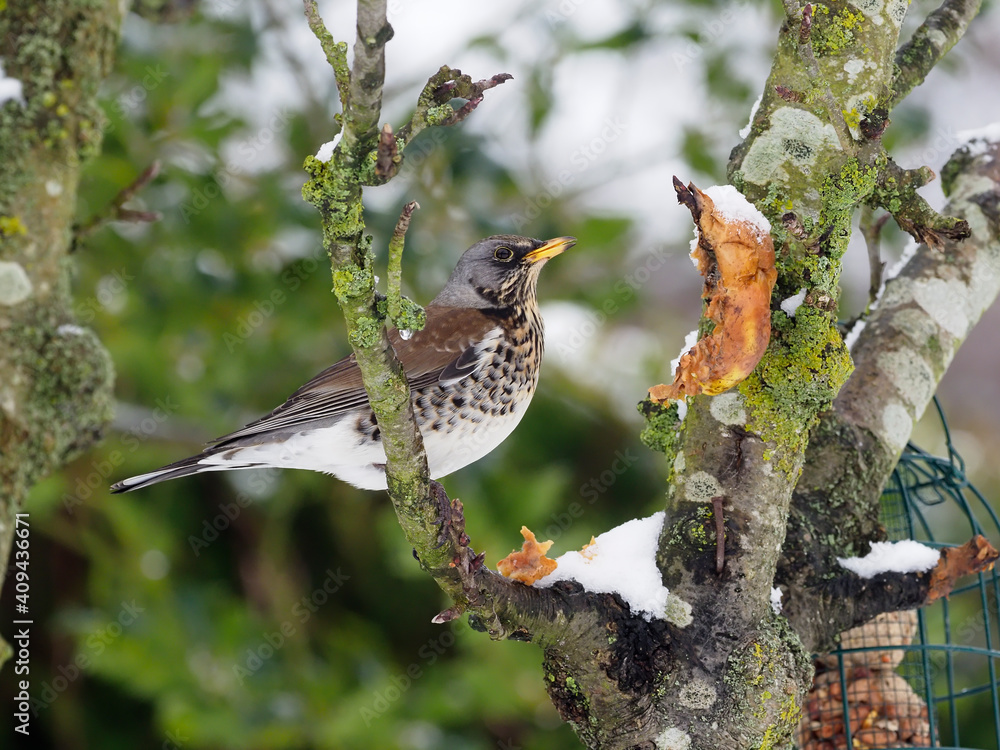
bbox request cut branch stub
[375,122,400,178]
[648,178,777,403]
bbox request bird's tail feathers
[110,455,256,494]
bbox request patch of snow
[739,94,761,139]
[399,329,413,340]
[535,512,670,621]
[675,398,688,421]
[57,324,86,336]
[666,329,700,423]
[704,185,771,237]
[885,240,919,281]
[770,586,783,615]
[837,540,940,579]
[780,288,807,318]
[688,232,700,268]
[315,132,342,163]
[843,319,866,351]
[670,329,700,374]
[957,121,1000,157]
[0,60,25,107]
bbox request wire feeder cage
[797,399,1000,750]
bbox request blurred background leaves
[3,0,1000,747]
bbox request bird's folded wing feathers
[209,306,501,444]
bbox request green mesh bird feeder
[797,399,1000,750]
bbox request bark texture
[0,1,122,625]
[780,137,1000,652]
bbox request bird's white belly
[421,402,526,481]
[199,398,531,490]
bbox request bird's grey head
[432,235,576,310]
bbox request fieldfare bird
[111,235,575,493]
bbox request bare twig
[859,205,890,309]
[74,161,162,246]
[259,0,330,124]
[386,200,419,326]
[892,0,982,109]
[375,122,399,178]
[395,67,512,146]
[303,0,350,115]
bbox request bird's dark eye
[494,246,514,261]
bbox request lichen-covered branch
[303,0,350,114]
[0,0,124,663]
[394,67,513,147]
[779,135,1000,651]
[870,156,970,249]
[784,536,999,650]
[635,0,986,743]
[298,2,531,617]
[891,0,982,108]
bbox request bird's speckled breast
[424,308,542,427]
[353,308,544,480]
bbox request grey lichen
[0,262,33,306]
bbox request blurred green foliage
[2,0,996,748]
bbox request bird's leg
[712,495,726,574]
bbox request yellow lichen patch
[649,180,777,403]
[497,526,558,584]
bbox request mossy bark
[780,139,1000,652]
[634,0,991,746]
[0,1,121,621]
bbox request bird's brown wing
[210,306,501,443]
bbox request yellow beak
[524,236,577,263]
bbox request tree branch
[394,67,513,147]
[73,160,162,246]
[797,3,855,153]
[0,0,122,667]
[859,205,889,309]
[891,0,982,109]
[784,536,998,649]
[779,133,1000,652]
[299,0,546,641]
[870,156,970,249]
